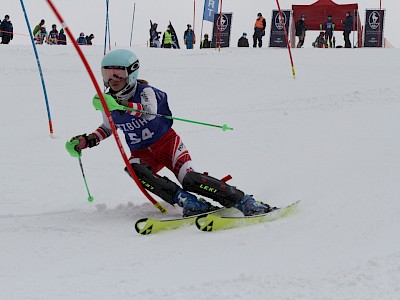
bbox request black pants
[1,35,11,44]
[325,31,333,47]
[296,33,305,48]
[343,31,351,48]
[253,29,263,48]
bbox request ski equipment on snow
[135,208,225,235]
[195,200,300,231]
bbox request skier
[183,24,196,49]
[320,15,335,48]
[66,49,274,217]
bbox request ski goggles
[101,60,140,82]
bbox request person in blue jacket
[321,15,335,48]
[341,11,353,48]
[76,32,87,45]
[183,24,196,49]
[66,49,274,217]
[0,15,13,44]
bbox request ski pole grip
[93,93,125,111]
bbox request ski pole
[78,156,94,202]
[93,94,234,131]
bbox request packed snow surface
[0,45,399,300]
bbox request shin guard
[125,163,180,205]
[182,172,244,207]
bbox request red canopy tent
[291,0,362,47]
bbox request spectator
[76,32,87,45]
[47,24,58,45]
[253,13,266,48]
[321,15,335,48]
[35,25,47,45]
[200,33,211,49]
[86,34,94,45]
[58,28,67,45]
[183,24,196,49]
[0,15,13,44]
[161,25,174,48]
[313,31,327,48]
[238,32,249,47]
[295,14,307,48]
[341,11,353,48]
[149,23,161,48]
[33,19,45,37]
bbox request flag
[203,0,219,22]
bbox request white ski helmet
[101,49,140,97]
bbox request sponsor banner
[203,0,220,22]
[211,13,232,48]
[269,10,291,48]
[364,9,385,47]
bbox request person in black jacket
[86,34,94,45]
[238,32,249,47]
[57,28,67,45]
[341,11,353,48]
[200,34,211,49]
[149,23,161,48]
[0,15,13,44]
[295,15,306,48]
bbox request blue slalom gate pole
[129,2,136,47]
[108,18,111,50]
[104,0,110,55]
[19,0,54,136]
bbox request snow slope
[0,45,399,300]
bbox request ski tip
[134,218,152,235]
[195,214,214,231]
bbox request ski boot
[174,189,218,217]
[234,194,275,216]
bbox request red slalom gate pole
[275,0,296,78]
[45,0,167,214]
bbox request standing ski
[195,200,301,232]
[134,201,300,234]
[135,208,225,235]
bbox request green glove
[319,24,323,30]
[93,93,126,112]
[66,139,81,158]
[66,134,99,158]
